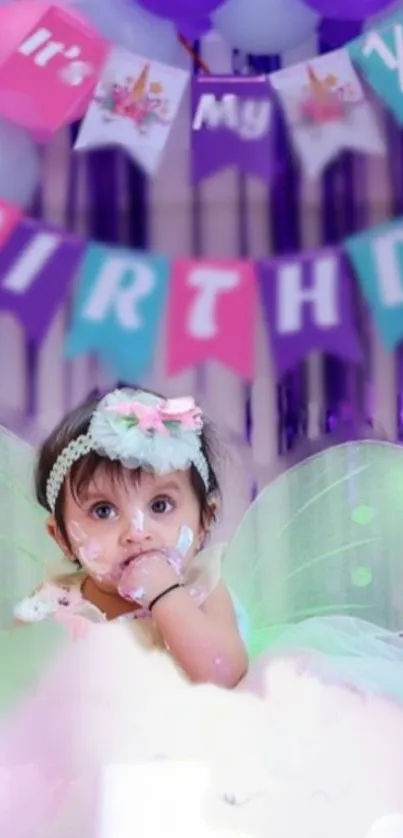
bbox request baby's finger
[162,548,185,577]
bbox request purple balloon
[136,0,224,21]
[302,0,393,19]
[319,17,362,47]
[176,15,213,37]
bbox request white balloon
[63,0,182,64]
[212,0,319,54]
[0,118,40,208]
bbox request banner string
[178,34,211,75]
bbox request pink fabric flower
[107,401,168,434]
[107,396,202,433]
[159,397,202,430]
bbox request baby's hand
[117,551,182,607]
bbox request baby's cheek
[78,541,116,578]
[78,540,100,566]
[175,525,194,558]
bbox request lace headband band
[46,389,210,513]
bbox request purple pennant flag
[191,75,279,184]
[257,247,363,375]
[0,218,85,344]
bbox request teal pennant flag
[66,243,170,381]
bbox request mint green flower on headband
[46,388,210,512]
[89,389,209,484]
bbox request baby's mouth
[120,548,166,568]
[120,551,149,568]
[121,555,137,568]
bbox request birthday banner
[191,13,403,183]
[0,198,403,382]
[0,4,402,178]
[0,5,190,173]
[191,75,280,183]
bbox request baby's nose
[123,509,150,541]
[131,508,145,533]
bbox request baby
[13,387,247,687]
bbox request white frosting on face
[132,508,144,533]
[67,521,87,544]
[78,540,101,564]
[176,525,194,558]
[68,522,118,581]
[78,539,117,581]
[66,515,195,588]
[69,525,114,580]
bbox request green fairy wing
[0,425,68,627]
[221,441,403,659]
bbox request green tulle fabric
[0,427,69,627]
[222,440,403,657]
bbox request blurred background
[0,6,402,543]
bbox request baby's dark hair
[35,387,222,552]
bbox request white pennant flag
[74,46,189,175]
[271,48,385,180]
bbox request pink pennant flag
[0,5,107,134]
[0,200,21,249]
[167,259,256,378]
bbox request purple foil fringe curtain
[23,124,148,422]
[240,37,403,454]
[16,31,403,458]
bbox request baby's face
[59,467,204,591]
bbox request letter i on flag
[167,259,257,378]
[0,219,85,344]
[65,244,170,380]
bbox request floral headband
[46,389,210,513]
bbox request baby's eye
[90,503,117,520]
[150,496,174,515]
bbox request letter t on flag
[167,259,256,378]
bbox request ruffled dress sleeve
[13,577,85,624]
